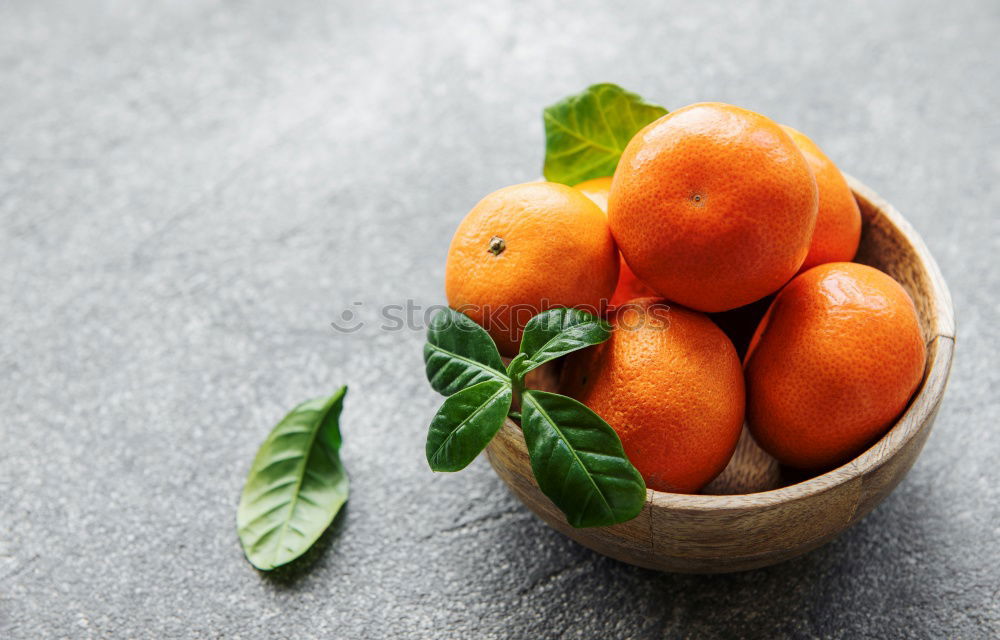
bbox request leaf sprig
[423,308,647,528]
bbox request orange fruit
[744,262,926,470]
[573,176,613,213]
[445,181,618,355]
[575,176,657,307]
[561,298,745,493]
[609,102,818,312]
[609,256,660,308]
[781,125,861,271]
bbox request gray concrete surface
[2,1,998,638]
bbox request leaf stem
[511,376,522,415]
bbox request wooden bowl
[485,175,955,573]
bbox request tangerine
[609,102,818,312]
[445,182,618,355]
[744,262,926,469]
[781,125,861,271]
[561,298,745,493]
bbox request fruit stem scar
[488,236,506,256]
[691,193,705,205]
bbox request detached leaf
[517,308,611,375]
[521,389,646,528]
[543,83,668,185]
[424,308,508,396]
[237,388,350,571]
[426,379,512,472]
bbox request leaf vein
[429,384,509,463]
[524,394,615,521]
[543,112,620,155]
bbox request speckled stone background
[2,1,998,638]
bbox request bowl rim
[596,175,955,512]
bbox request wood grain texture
[485,176,956,573]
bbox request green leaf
[517,308,611,375]
[237,388,350,571]
[520,389,646,528]
[543,83,668,185]
[426,379,513,472]
[424,308,508,396]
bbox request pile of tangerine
[444,103,925,494]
